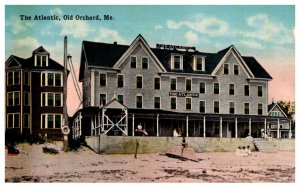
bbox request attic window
[35,55,48,67]
[194,57,205,71]
[171,55,183,70]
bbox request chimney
[113,41,117,45]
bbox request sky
[5,5,295,116]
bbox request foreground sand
[5,142,295,183]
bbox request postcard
[4,4,295,185]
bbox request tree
[277,100,295,118]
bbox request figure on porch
[135,123,148,136]
[173,128,179,137]
[178,128,182,137]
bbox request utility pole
[62,36,70,151]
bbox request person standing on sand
[246,145,252,156]
[181,136,188,156]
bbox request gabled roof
[79,41,128,81]
[211,45,255,78]
[79,34,272,80]
[102,98,128,110]
[268,102,288,117]
[6,54,65,71]
[113,34,167,72]
[32,46,50,56]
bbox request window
[186,79,191,91]
[224,64,229,74]
[48,93,54,106]
[41,93,62,107]
[186,98,192,110]
[258,103,263,115]
[170,78,176,90]
[229,84,235,95]
[199,101,205,113]
[214,83,219,94]
[7,113,19,128]
[36,55,47,67]
[117,95,124,104]
[229,102,235,114]
[136,76,143,88]
[271,111,280,117]
[24,92,30,106]
[41,114,62,129]
[100,94,106,105]
[214,101,219,113]
[24,72,30,85]
[7,92,13,106]
[154,77,160,90]
[24,113,30,128]
[55,93,61,106]
[199,82,205,94]
[131,56,137,68]
[48,114,55,129]
[244,85,250,96]
[154,97,160,109]
[234,65,239,75]
[41,93,46,107]
[136,95,143,108]
[7,91,20,106]
[174,55,181,69]
[41,72,62,87]
[244,103,250,115]
[41,73,46,86]
[100,74,106,86]
[55,115,62,129]
[7,72,13,85]
[48,73,54,86]
[55,73,62,86]
[142,57,149,69]
[171,97,176,110]
[195,57,204,71]
[117,75,124,88]
[258,86,263,97]
[7,71,19,85]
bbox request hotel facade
[72,35,291,139]
[5,47,67,140]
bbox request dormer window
[35,55,48,67]
[171,55,183,70]
[194,56,205,71]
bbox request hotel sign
[156,43,196,51]
[169,92,199,98]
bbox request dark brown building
[5,46,67,140]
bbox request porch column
[156,114,159,137]
[132,114,135,136]
[277,119,280,139]
[220,117,223,138]
[125,110,128,136]
[264,119,267,138]
[235,118,238,138]
[249,118,252,136]
[289,119,292,139]
[226,122,229,138]
[186,116,189,137]
[203,116,206,138]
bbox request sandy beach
[5,142,295,183]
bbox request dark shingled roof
[242,56,272,79]
[6,46,65,71]
[79,38,272,80]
